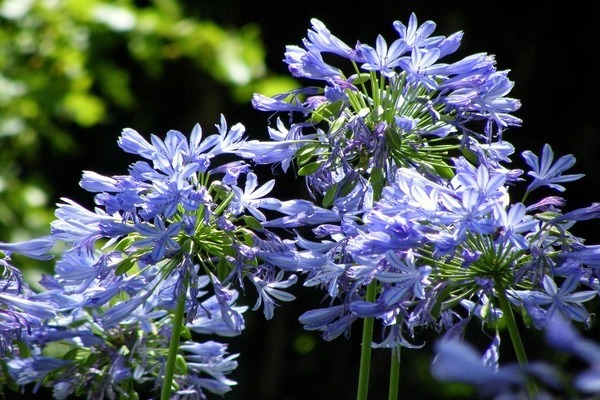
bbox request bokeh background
[2,1,599,399]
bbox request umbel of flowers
[2,12,600,400]
[3,117,304,399]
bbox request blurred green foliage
[0,0,296,248]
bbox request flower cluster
[4,117,303,399]
[2,12,600,400]
[243,13,600,398]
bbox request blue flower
[238,117,315,172]
[492,202,538,250]
[358,35,407,77]
[180,341,240,396]
[188,289,248,337]
[375,250,431,300]
[393,13,443,51]
[545,318,600,394]
[230,172,282,222]
[303,18,354,58]
[552,202,600,223]
[133,216,182,263]
[0,253,59,356]
[0,237,55,261]
[250,270,297,319]
[7,356,71,386]
[432,335,527,394]
[522,143,585,194]
[284,46,344,81]
[526,274,596,326]
[298,304,357,341]
[210,273,245,334]
[250,87,323,115]
[397,46,441,89]
[51,198,132,253]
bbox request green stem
[496,288,538,398]
[388,347,400,400]
[357,280,378,400]
[356,168,386,400]
[160,281,188,400]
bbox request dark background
[35,2,600,399]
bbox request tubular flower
[241,13,522,207]
[241,16,600,368]
[0,238,57,357]
[8,117,304,398]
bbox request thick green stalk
[388,347,400,400]
[356,167,386,400]
[496,288,538,398]
[160,282,187,400]
[356,280,378,400]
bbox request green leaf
[63,348,79,361]
[432,161,455,180]
[76,384,87,397]
[1,360,20,392]
[370,167,385,200]
[113,236,135,253]
[461,146,479,164]
[180,325,192,340]
[431,284,454,318]
[175,354,188,374]
[322,182,339,208]
[242,215,263,231]
[323,176,360,208]
[309,100,343,123]
[341,178,359,196]
[329,115,347,134]
[15,340,32,358]
[385,126,404,160]
[294,143,319,166]
[115,257,136,276]
[536,211,562,221]
[348,73,371,85]
[215,257,230,281]
[83,353,100,368]
[297,161,323,176]
[294,143,319,159]
[480,300,491,320]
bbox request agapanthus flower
[514,274,596,328]
[234,18,600,400]
[522,143,585,195]
[431,334,561,399]
[244,13,522,207]
[431,317,600,398]
[431,335,527,397]
[0,238,57,357]
[6,288,245,399]
[545,318,600,394]
[7,116,309,398]
[283,133,598,358]
[50,116,300,322]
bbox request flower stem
[160,281,188,400]
[357,280,377,400]
[496,288,538,398]
[388,347,400,400]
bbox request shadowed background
[2,1,599,399]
